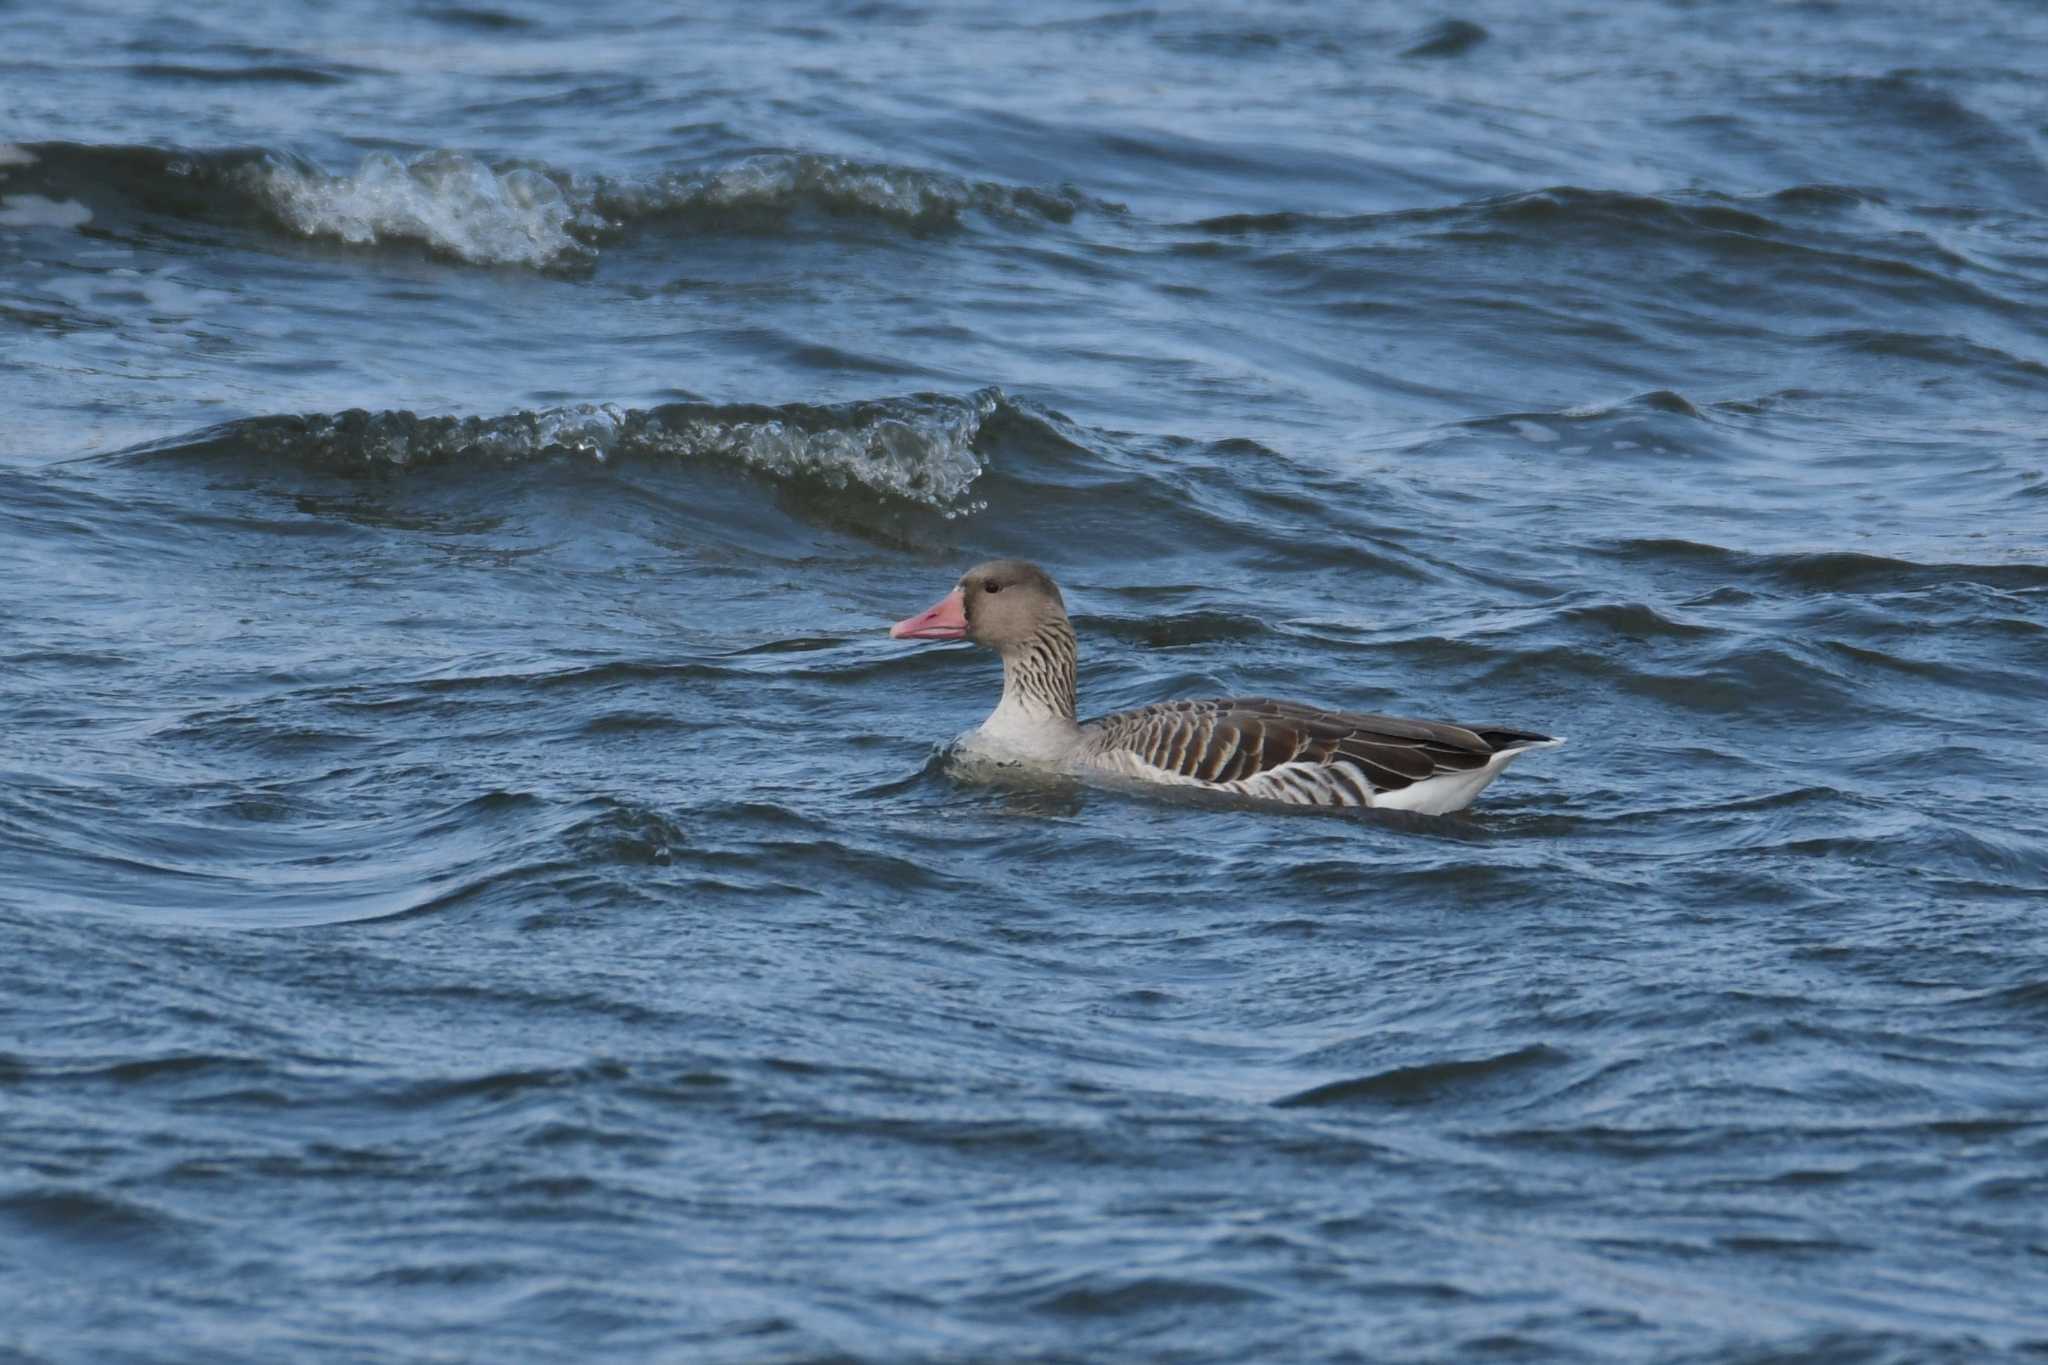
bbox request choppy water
[5,2,2047,1360]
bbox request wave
[0,140,1098,271]
[584,155,1093,233]
[112,387,1015,510]
[1812,329,2048,385]
[1174,184,1990,298]
[128,60,364,86]
[1763,72,2048,200]
[256,148,604,270]
[1598,538,2048,594]
[1401,18,1489,59]
[0,1188,196,1253]
[1274,1044,1570,1109]
[1182,185,1792,241]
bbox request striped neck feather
[996,617,1078,723]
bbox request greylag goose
[890,560,1560,814]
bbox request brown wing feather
[1083,696,1551,795]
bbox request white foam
[0,194,92,228]
[0,143,37,169]
[252,149,594,269]
[639,391,996,507]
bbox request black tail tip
[1480,729,1563,752]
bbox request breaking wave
[115,388,1013,511]
[0,140,1098,270]
[256,149,603,270]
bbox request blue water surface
[3,2,2046,1361]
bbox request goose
[889,560,1560,815]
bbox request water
[4,2,2046,1360]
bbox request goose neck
[996,617,1078,723]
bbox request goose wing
[1079,696,1553,804]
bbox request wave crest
[122,388,1007,510]
[245,147,1094,266]
[588,152,1091,234]
[253,149,604,269]
[4,142,1098,270]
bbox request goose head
[889,559,1068,653]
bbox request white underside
[958,697,1083,765]
[1368,742,1560,814]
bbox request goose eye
[984,579,1003,594]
